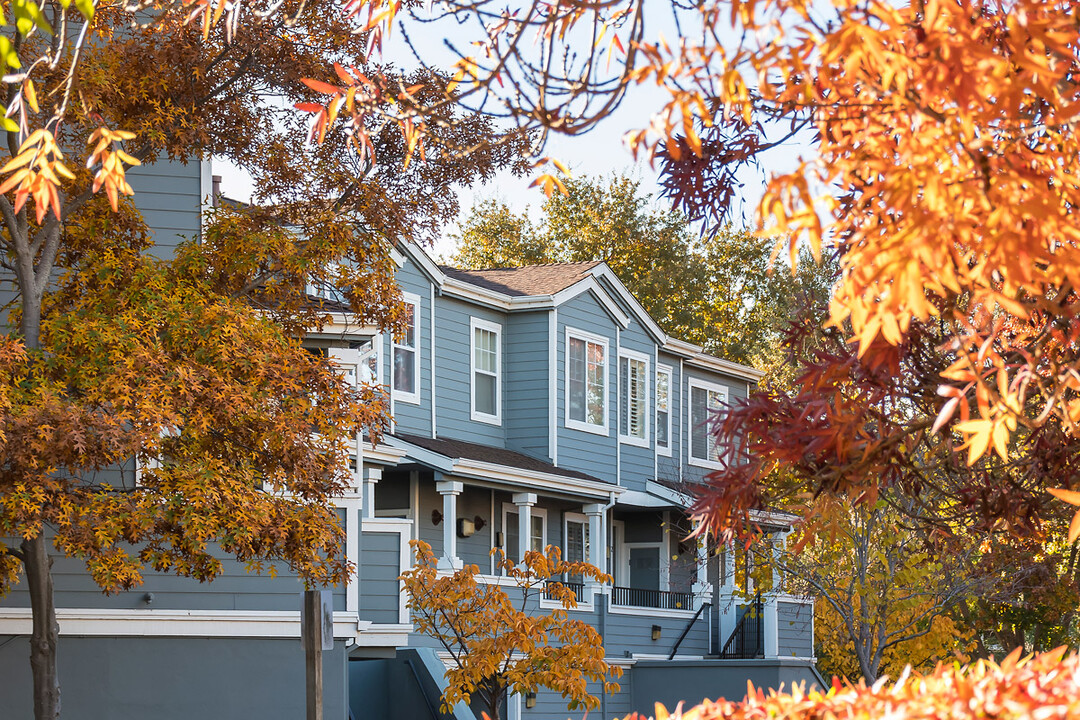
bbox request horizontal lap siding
[525,678,631,720]
[777,601,814,657]
[557,291,617,483]
[603,603,710,658]
[390,262,434,436]
[358,531,402,624]
[129,160,203,256]
[0,535,345,612]
[505,311,551,461]
[432,296,505,446]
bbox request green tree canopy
[450,174,833,374]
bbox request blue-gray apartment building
[0,159,820,719]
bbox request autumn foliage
[625,648,1080,720]
[401,540,621,720]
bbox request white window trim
[688,378,729,470]
[501,503,549,566]
[469,317,502,425]
[564,327,609,436]
[618,349,651,448]
[361,334,383,387]
[563,512,589,566]
[656,364,673,457]
[392,291,421,405]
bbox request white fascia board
[310,315,379,338]
[388,245,406,267]
[615,489,671,508]
[645,479,693,508]
[399,241,447,285]
[451,458,624,500]
[588,265,665,341]
[0,609,367,639]
[749,508,800,528]
[551,277,630,328]
[362,441,408,466]
[664,338,765,382]
[383,436,455,473]
[352,624,413,647]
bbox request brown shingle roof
[395,433,603,484]
[438,261,602,297]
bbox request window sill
[393,391,421,405]
[688,457,723,471]
[470,411,502,426]
[565,418,609,436]
[618,435,650,448]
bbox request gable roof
[400,242,764,382]
[438,262,603,297]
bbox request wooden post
[302,590,325,720]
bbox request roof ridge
[440,260,601,273]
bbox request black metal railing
[611,586,695,611]
[719,592,764,659]
[543,580,586,602]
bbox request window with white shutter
[656,365,672,456]
[619,351,649,447]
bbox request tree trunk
[23,533,60,720]
[16,221,59,719]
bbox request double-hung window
[470,318,501,424]
[619,351,649,446]
[566,329,608,434]
[392,292,420,404]
[563,512,590,584]
[656,365,672,455]
[688,379,729,469]
[502,505,547,565]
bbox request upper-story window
[619,351,649,446]
[470,317,502,424]
[656,365,672,456]
[392,292,420,404]
[689,378,729,469]
[565,328,608,435]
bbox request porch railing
[543,580,586,602]
[719,592,764,659]
[611,586,695,611]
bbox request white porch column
[692,537,713,609]
[763,595,779,658]
[717,540,738,649]
[362,467,382,520]
[512,492,537,563]
[436,478,464,570]
[582,504,605,571]
[582,503,606,600]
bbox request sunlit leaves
[401,540,621,718]
[632,648,1080,720]
[0,129,74,222]
[86,127,141,211]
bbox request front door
[628,546,661,590]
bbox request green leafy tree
[450,174,834,371]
